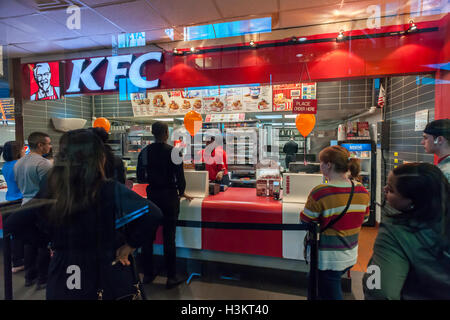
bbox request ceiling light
[284,114,298,118]
[298,37,307,42]
[407,20,417,33]
[336,30,345,41]
[284,123,297,126]
[153,118,174,122]
[296,53,303,58]
[190,47,197,53]
[255,115,282,119]
[249,40,257,48]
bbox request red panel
[201,188,283,257]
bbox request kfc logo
[30,62,60,101]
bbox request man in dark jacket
[283,136,298,171]
[137,122,193,289]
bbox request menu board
[133,84,272,117]
[272,83,302,111]
[131,92,152,116]
[205,113,245,123]
[242,85,272,112]
[302,83,317,99]
[0,98,15,122]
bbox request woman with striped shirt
[301,145,370,300]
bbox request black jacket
[137,142,186,196]
[283,140,298,155]
[4,180,162,300]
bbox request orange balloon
[184,111,203,136]
[93,117,111,133]
[295,114,316,137]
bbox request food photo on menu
[243,85,272,112]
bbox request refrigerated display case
[338,140,376,226]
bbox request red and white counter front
[132,172,323,262]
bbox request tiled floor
[0,226,378,300]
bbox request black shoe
[142,273,157,284]
[166,276,185,290]
[25,278,37,287]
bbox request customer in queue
[137,121,193,289]
[4,129,163,299]
[363,163,450,299]
[14,132,53,289]
[421,118,450,181]
[2,141,25,273]
[300,145,370,300]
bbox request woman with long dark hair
[5,129,162,299]
[300,145,370,300]
[363,162,450,299]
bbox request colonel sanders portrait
[30,63,60,101]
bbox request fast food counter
[131,171,324,265]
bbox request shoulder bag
[303,180,355,263]
[95,182,144,300]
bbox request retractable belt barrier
[0,200,320,300]
[175,219,320,300]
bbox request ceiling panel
[4,44,34,58]
[147,0,222,26]
[215,0,278,18]
[53,37,101,50]
[14,41,66,54]
[43,7,124,36]
[1,14,81,41]
[0,0,37,18]
[93,0,169,32]
[0,21,43,44]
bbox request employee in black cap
[283,136,298,171]
[422,118,450,181]
[137,121,193,289]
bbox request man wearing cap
[421,118,450,181]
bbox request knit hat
[423,119,450,141]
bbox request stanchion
[3,233,13,300]
[0,200,21,301]
[307,223,320,300]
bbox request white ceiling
[0,0,447,59]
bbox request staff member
[421,119,450,181]
[200,136,229,185]
[137,121,193,289]
[283,136,298,171]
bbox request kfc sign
[29,62,61,101]
[292,99,317,114]
[66,52,163,93]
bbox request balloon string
[304,139,307,166]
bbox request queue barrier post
[0,199,22,301]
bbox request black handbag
[303,180,355,263]
[95,182,144,300]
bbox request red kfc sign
[292,99,317,114]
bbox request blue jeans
[318,267,352,300]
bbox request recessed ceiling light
[298,37,307,42]
[296,53,303,58]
